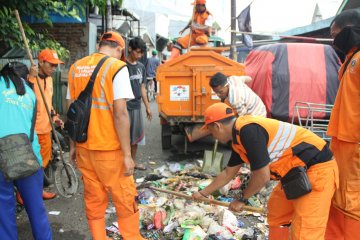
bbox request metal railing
[291,101,333,141]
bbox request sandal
[135,163,147,171]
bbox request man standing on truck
[325,9,360,240]
[168,0,213,61]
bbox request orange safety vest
[28,75,53,134]
[68,53,127,151]
[193,10,211,35]
[232,116,327,179]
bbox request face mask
[333,26,360,54]
[196,5,206,14]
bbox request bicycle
[43,129,79,198]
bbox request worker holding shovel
[192,102,338,240]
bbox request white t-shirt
[205,14,214,27]
[66,66,134,101]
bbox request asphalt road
[16,100,231,240]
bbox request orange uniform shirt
[68,53,127,151]
[327,48,360,142]
[28,76,53,134]
[192,10,211,34]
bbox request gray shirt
[146,56,160,78]
[126,61,146,110]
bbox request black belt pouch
[281,166,312,200]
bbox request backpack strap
[30,100,37,142]
[84,56,110,94]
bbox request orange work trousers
[176,32,209,49]
[267,160,338,240]
[325,138,360,240]
[76,147,142,240]
[38,132,52,168]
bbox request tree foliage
[0,0,85,61]
[0,0,123,62]
[89,0,123,15]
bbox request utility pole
[230,0,237,61]
[106,0,113,31]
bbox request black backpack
[65,56,109,143]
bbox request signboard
[170,85,189,101]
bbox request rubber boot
[117,211,145,240]
[269,226,290,240]
[167,47,181,62]
[88,218,107,240]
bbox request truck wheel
[161,124,172,150]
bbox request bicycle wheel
[54,162,78,198]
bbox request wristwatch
[236,193,249,204]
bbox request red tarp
[245,43,340,122]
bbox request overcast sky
[123,0,342,43]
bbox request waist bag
[281,166,312,200]
[65,56,109,143]
[0,103,40,181]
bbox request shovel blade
[202,150,214,173]
[202,151,224,175]
[211,152,224,174]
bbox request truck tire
[161,124,172,150]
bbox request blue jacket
[0,77,42,165]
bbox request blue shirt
[0,76,42,165]
[146,56,160,78]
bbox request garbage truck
[156,47,245,149]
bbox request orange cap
[192,0,206,5]
[202,103,235,128]
[100,31,125,48]
[38,49,64,64]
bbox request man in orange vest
[67,31,145,240]
[168,0,213,61]
[192,103,338,240]
[27,49,64,201]
[325,9,360,240]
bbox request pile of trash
[106,162,276,240]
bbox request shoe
[16,191,23,205]
[42,190,56,200]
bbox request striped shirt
[227,76,266,117]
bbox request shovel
[137,183,264,214]
[202,140,223,175]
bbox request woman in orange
[168,0,213,61]
[325,9,360,240]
